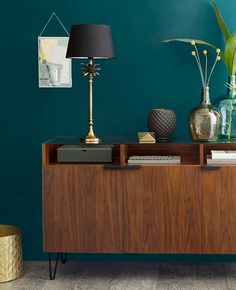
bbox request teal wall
[1,0,236,260]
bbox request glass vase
[189,86,220,142]
[214,75,236,139]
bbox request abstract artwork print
[38,37,72,88]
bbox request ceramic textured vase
[214,75,236,139]
[189,86,220,142]
[147,109,176,141]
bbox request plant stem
[207,56,218,86]
[204,53,208,85]
[193,54,205,87]
[227,99,233,140]
[194,44,205,86]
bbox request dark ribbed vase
[147,109,176,141]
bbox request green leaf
[224,31,236,75]
[163,38,225,65]
[211,0,230,41]
[163,38,217,49]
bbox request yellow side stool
[0,225,23,282]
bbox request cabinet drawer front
[43,165,122,253]
[123,166,201,254]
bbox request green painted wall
[1,0,236,260]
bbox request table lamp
[66,24,115,144]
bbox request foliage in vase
[188,43,221,142]
[163,0,236,76]
[190,42,221,89]
[163,0,236,139]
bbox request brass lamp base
[81,135,101,144]
[80,128,101,144]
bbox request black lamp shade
[66,24,115,59]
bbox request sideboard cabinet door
[123,166,201,253]
[202,167,236,253]
[43,165,122,253]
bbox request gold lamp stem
[89,76,93,125]
[81,58,101,144]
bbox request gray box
[57,145,113,163]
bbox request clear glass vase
[189,86,220,142]
[214,75,236,139]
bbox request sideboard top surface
[43,136,236,145]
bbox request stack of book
[207,150,236,164]
[128,155,181,164]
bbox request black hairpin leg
[48,252,68,280]
[48,253,59,280]
[61,253,68,264]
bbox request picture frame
[38,36,72,88]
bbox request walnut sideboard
[42,137,236,277]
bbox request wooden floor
[0,262,236,289]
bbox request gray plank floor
[0,262,236,290]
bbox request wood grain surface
[42,144,60,165]
[123,166,201,253]
[120,144,128,165]
[43,165,122,253]
[202,166,236,253]
[42,142,236,255]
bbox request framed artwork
[38,37,72,88]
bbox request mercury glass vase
[214,75,236,139]
[189,86,220,142]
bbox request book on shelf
[211,150,236,159]
[207,155,236,165]
[128,155,181,164]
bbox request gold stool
[0,225,23,282]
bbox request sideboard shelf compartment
[126,144,200,165]
[42,143,121,165]
[203,143,236,165]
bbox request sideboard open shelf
[42,137,236,278]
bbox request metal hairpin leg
[48,252,68,280]
[48,253,59,280]
[61,253,68,264]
